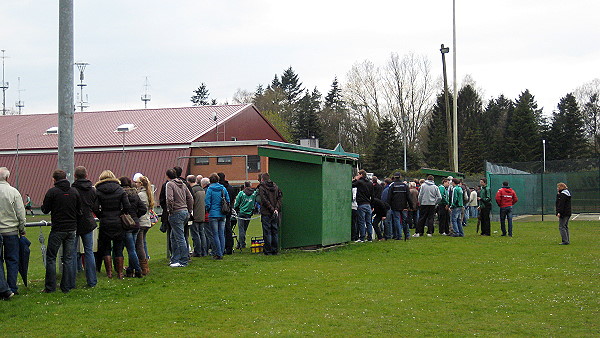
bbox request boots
[115,257,125,279]
[125,268,134,278]
[139,258,150,276]
[103,256,113,278]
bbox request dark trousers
[351,209,359,241]
[1,235,19,293]
[45,230,76,293]
[261,214,279,255]
[371,214,385,240]
[224,214,233,255]
[437,205,450,234]
[416,205,436,235]
[407,210,418,229]
[480,207,491,236]
[98,231,125,258]
[0,236,12,294]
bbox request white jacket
[0,181,26,235]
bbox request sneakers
[412,233,420,238]
[1,290,14,300]
[169,262,185,267]
[441,233,447,236]
[427,234,433,237]
[354,239,364,243]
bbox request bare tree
[574,78,600,154]
[232,88,254,104]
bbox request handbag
[149,209,159,226]
[120,213,136,230]
[221,190,231,215]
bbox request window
[217,156,232,165]
[247,155,261,173]
[194,157,210,165]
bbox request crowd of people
[0,164,572,300]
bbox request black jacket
[94,178,130,239]
[123,187,147,230]
[555,189,572,217]
[372,198,389,217]
[220,179,236,207]
[373,183,383,200]
[41,179,81,232]
[352,177,373,206]
[72,179,98,235]
[387,180,411,211]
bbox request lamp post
[403,115,409,172]
[542,139,546,221]
[452,0,458,172]
[440,44,453,170]
[121,130,126,176]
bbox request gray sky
[1,1,599,115]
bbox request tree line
[190,55,600,177]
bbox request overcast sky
[1,1,599,116]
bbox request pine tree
[424,91,452,170]
[504,90,544,163]
[280,67,304,103]
[191,83,211,106]
[365,117,403,177]
[293,88,322,142]
[547,93,589,160]
[321,77,349,149]
[481,95,513,163]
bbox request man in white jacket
[0,167,26,300]
[413,175,442,237]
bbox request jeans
[357,204,372,241]
[558,216,570,244]
[210,217,226,257]
[451,207,464,237]
[391,210,409,239]
[0,236,12,293]
[45,230,76,293]
[237,214,251,249]
[169,210,190,265]
[190,221,208,256]
[500,206,513,236]
[125,230,141,272]
[136,228,148,260]
[1,235,19,293]
[261,214,279,254]
[383,209,393,239]
[203,221,214,256]
[73,231,97,287]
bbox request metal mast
[58,0,75,182]
[141,76,151,108]
[1,50,8,115]
[75,62,89,112]
[16,77,24,114]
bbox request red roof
[0,104,261,151]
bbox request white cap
[133,173,144,182]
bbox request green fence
[486,159,600,215]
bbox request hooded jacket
[41,179,81,232]
[137,187,152,228]
[72,178,98,235]
[0,181,26,235]
[166,178,193,214]
[450,185,464,208]
[205,182,230,218]
[191,184,207,222]
[234,187,257,217]
[495,186,518,208]
[258,180,282,216]
[123,186,147,229]
[438,184,449,206]
[352,177,373,206]
[95,178,130,238]
[418,180,442,206]
[555,189,572,217]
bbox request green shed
[257,141,359,249]
[419,168,465,185]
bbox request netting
[486,159,600,215]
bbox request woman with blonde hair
[135,175,154,274]
[94,170,130,279]
[555,182,571,245]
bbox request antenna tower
[141,76,151,108]
[15,77,24,114]
[1,50,9,115]
[75,62,89,111]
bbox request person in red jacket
[495,181,518,237]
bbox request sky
[1,1,599,116]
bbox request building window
[217,156,232,165]
[194,157,210,165]
[247,155,261,173]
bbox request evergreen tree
[364,117,403,177]
[547,93,589,160]
[280,67,304,103]
[191,83,211,106]
[504,90,544,163]
[293,88,322,142]
[424,91,452,170]
[582,93,600,156]
[481,95,513,162]
[321,77,350,149]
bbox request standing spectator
[191,175,208,257]
[258,172,282,255]
[449,178,465,237]
[135,175,154,275]
[555,182,571,245]
[25,194,34,216]
[200,178,214,256]
[414,175,441,237]
[119,177,146,277]
[352,170,373,242]
[351,185,358,241]
[234,181,257,249]
[460,180,471,228]
[380,178,393,240]
[372,176,383,200]
[206,173,230,259]
[41,169,80,293]
[467,187,479,225]
[386,172,411,240]
[478,178,492,236]
[370,197,388,241]
[437,178,451,235]
[0,167,26,299]
[71,166,98,287]
[407,182,419,229]
[95,170,130,279]
[166,169,193,267]
[495,181,518,237]
[218,173,236,255]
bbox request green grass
[2,217,600,336]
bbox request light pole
[541,139,546,221]
[120,130,127,176]
[403,115,409,172]
[452,0,458,172]
[440,44,453,170]
[58,0,75,182]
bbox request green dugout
[258,141,359,249]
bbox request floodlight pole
[452,0,458,173]
[58,0,75,182]
[541,139,546,221]
[440,44,452,170]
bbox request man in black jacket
[352,170,373,242]
[71,166,98,287]
[386,172,412,240]
[41,169,81,293]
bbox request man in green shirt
[478,178,492,236]
[450,178,464,237]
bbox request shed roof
[0,104,256,151]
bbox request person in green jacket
[437,178,451,235]
[234,181,257,249]
[450,178,464,237]
[478,178,492,236]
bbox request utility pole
[452,0,459,173]
[1,50,8,115]
[440,44,453,170]
[58,0,74,182]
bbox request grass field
[2,216,599,336]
